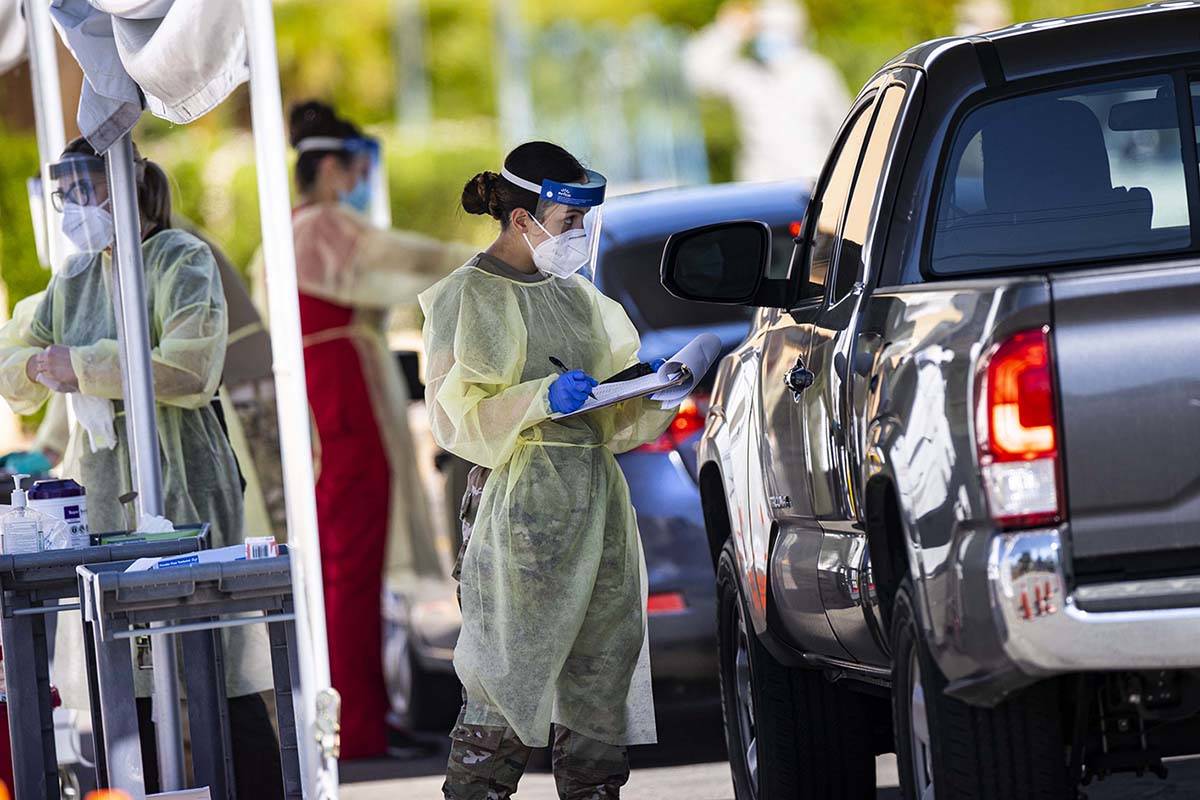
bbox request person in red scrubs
[286,101,471,758]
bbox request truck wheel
[717,539,875,800]
[891,578,1069,799]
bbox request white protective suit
[683,0,851,183]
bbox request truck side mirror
[660,220,791,308]
[787,198,821,304]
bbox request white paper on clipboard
[551,333,722,420]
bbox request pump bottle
[1,475,48,554]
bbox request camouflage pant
[445,467,629,799]
[453,464,491,604]
[229,378,287,535]
[443,707,630,800]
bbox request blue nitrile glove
[2,451,52,476]
[549,369,598,414]
[649,358,666,372]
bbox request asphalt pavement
[339,709,1200,799]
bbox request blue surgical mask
[339,179,372,213]
[754,31,794,64]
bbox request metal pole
[241,0,339,795]
[394,0,432,133]
[22,0,70,273]
[23,0,81,431]
[368,146,392,230]
[104,135,187,791]
[493,0,534,146]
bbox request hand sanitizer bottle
[2,475,47,555]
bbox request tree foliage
[0,0,1143,318]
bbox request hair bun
[461,171,502,219]
[289,100,341,146]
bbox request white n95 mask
[525,217,590,279]
[502,165,607,280]
[62,199,114,253]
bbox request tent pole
[23,0,80,431]
[241,0,339,795]
[21,0,70,271]
[105,133,188,792]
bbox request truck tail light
[975,328,1063,529]
[636,395,707,454]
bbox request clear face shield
[27,175,49,268]
[294,135,383,219]
[47,153,113,271]
[502,167,607,280]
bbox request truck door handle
[785,360,815,401]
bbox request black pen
[549,356,596,399]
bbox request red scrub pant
[306,329,393,760]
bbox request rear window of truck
[930,74,1197,275]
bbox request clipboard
[549,332,721,420]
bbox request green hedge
[0,128,48,315]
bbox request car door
[726,306,775,630]
[805,80,909,666]
[759,90,878,656]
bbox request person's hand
[718,1,760,39]
[33,345,79,393]
[549,369,598,415]
[25,353,40,383]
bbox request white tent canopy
[49,0,248,151]
[0,0,24,72]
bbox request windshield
[931,74,1196,275]
[599,227,794,332]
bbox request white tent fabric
[50,0,247,152]
[0,0,27,74]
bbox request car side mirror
[660,220,791,308]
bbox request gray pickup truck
[659,4,1200,799]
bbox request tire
[716,539,875,800]
[891,577,1070,800]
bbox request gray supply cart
[77,548,302,800]
[0,529,209,800]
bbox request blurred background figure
[197,227,285,540]
[278,100,471,760]
[684,0,851,183]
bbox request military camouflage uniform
[444,466,631,800]
[229,378,287,534]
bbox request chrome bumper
[988,530,1200,673]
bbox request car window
[799,102,874,302]
[831,85,905,302]
[598,226,795,333]
[1192,80,1200,177]
[931,74,1193,275]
